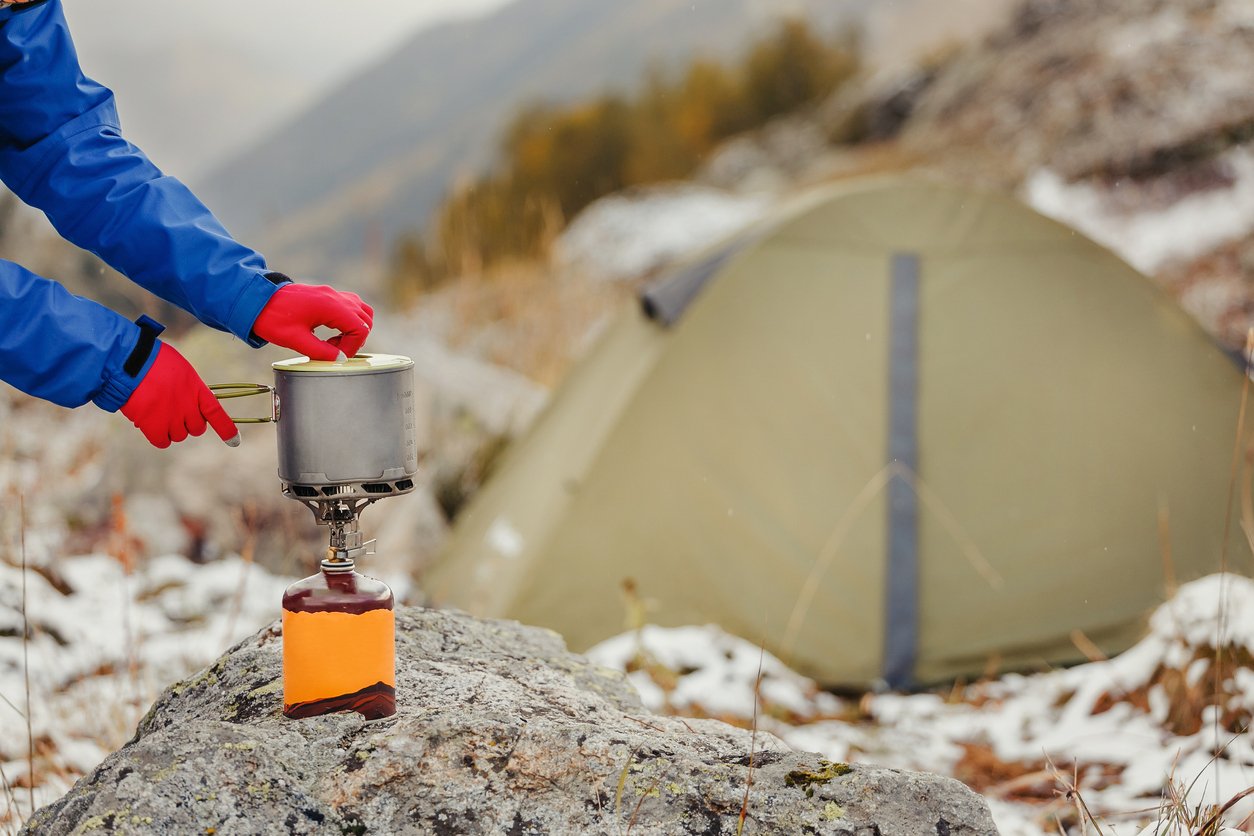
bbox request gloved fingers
[328,306,371,356]
[140,422,171,449]
[252,283,374,359]
[312,289,371,338]
[283,329,342,362]
[348,301,373,354]
[185,407,208,439]
[328,330,367,358]
[334,293,372,356]
[305,289,373,350]
[120,341,235,449]
[198,386,241,445]
[347,295,374,329]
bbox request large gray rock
[23,609,998,835]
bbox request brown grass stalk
[1218,327,1252,576]
[0,691,22,722]
[0,759,17,829]
[1069,630,1108,664]
[736,643,766,836]
[19,493,33,818]
[1192,785,1254,836]
[1047,755,1108,836]
[0,767,20,836]
[224,504,258,647]
[108,495,141,726]
[1209,327,1254,806]
[614,746,639,821]
[626,770,663,835]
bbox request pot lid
[273,353,413,374]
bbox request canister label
[282,608,396,719]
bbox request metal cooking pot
[212,353,418,505]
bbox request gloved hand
[251,284,374,361]
[120,343,239,449]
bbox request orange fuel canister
[281,559,396,720]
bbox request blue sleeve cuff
[226,271,288,348]
[90,319,162,412]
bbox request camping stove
[272,353,418,566]
[218,353,418,566]
[217,353,414,721]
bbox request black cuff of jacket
[247,272,294,347]
[10,0,53,13]
[124,314,165,377]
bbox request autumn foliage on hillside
[390,18,859,299]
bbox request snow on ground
[1,555,1251,834]
[588,574,1254,835]
[1024,148,1254,275]
[0,552,293,833]
[589,624,846,723]
[3,397,1252,835]
[555,184,771,282]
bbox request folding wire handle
[209,383,277,424]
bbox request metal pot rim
[272,353,414,375]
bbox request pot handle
[208,383,277,424]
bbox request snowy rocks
[555,185,771,282]
[903,0,1254,182]
[1023,149,1254,275]
[699,116,833,192]
[24,608,997,835]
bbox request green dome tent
[425,177,1251,688]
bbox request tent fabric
[426,176,1252,688]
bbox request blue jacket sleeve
[0,0,282,345]
[0,258,157,410]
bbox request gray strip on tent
[883,251,920,690]
[640,240,751,326]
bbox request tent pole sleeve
[883,251,921,690]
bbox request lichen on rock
[785,760,855,798]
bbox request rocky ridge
[900,0,1254,181]
[23,608,997,835]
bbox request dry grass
[430,262,635,387]
[223,504,259,647]
[1091,646,1254,738]
[736,645,765,836]
[19,495,32,824]
[1048,758,1112,836]
[955,745,1050,797]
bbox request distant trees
[391,18,859,300]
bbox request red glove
[120,343,239,449]
[251,284,374,361]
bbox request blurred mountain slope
[195,0,867,281]
[900,0,1254,183]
